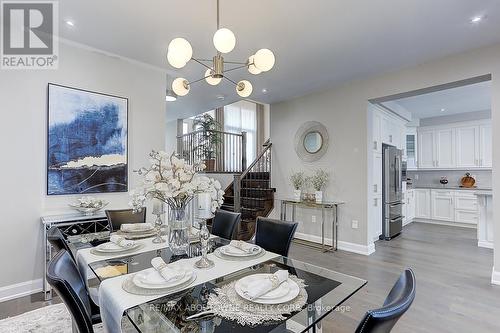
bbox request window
[224,101,257,163]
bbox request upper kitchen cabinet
[418,130,435,168]
[479,124,492,168]
[372,111,382,154]
[406,127,418,169]
[417,120,491,169]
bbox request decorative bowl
[69,201,109,215]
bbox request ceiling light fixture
[440,108,446,112]
[165,76,178,102]
[167,0,275,98]
[470,15,484,24]
[65,20,75,27]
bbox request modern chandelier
[166,0,275,98]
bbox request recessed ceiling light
[262,88,267,94]
[470,15,484,24]
[216,95,225,100]
[65,20,75,27]
[440,108,446,112]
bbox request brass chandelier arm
[188,74,214,86]
[223,64,249,73]
[191,58,212,70]
[222,75,239,86]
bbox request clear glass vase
[168,207,190,255]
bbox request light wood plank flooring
[289,222,500,332]
[1,223,499,332]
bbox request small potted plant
[311,169,329,203]
[193,113,222,171]
[290,171,305,201]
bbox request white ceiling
[58,0,500,120]
[382,80,491,119]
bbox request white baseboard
[478,240,494,249]
[413,219,476,229]
[294,232,375,256]
[0,279,43,303]
[491,267,500,286]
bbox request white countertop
[408,185,492,191]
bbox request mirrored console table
[279,198,344,252]
[41,212,110,300]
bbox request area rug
[0,303,104,333]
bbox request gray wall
[269,42,500,266]
[0,42,166,294]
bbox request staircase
[221,142,274,240]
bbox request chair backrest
[46,250,94,333]
[211,209,241,240]
[47,227,74,260]
[105,208,147,232]
[355,269,416,333]
[255,217,298,257]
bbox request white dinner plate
[94,241,140,253]
[219,245,262,257]
[235,273,300,304]
[132,267,193,289]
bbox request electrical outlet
[311,215,316,223]
[351,220,359,229]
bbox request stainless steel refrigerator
[381,144,404,240]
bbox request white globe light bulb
[213,28,236,53]
[247,55,262,75]
[204,69,222,86]
[172,78,190,96]
[236,80,253,98]
[167,38,192,66]
[167,51,187,69]
[253,48,275,72]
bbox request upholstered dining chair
[211,209,241,240]
[255,217,298,257]
[46,250,101,333]
[47,226,75,261]
[105,208,147,232]
[355,269,416,333]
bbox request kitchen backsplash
[407,170,492,188]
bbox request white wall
[0,42,166,294]
[270,43,500,276]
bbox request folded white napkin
[109,235,136,248]
[151,257,184,282]
[229,240,260,254]
[243,270,289,300]
[120,223,153,232]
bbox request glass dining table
[76,237,366,333]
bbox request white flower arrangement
[310,169,329,191]
[129,151,224,212]
[290,171,306,190]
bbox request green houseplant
[193,113,222,171]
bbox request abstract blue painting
[47,84,128,195]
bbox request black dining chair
[46,250,101,333]
[355,269,416,333]
[255,217,298,257]
[47,226,75,261]
[211,209,241,240]
[105,208,147,232]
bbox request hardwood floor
[289,222,500,332]
[1,222,499,332]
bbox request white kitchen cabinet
[431,190,454,221]
[418,131,435,168]
[373,111,382,154]
[373,154,382,196]
[479,124,492,168]
[406,128,417,169]
[415,189,431,219]
[371,196,382,239]
[406,189,416,222]
[456,126,479,168]
[435,128,455,168]
[455,210,478,225]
